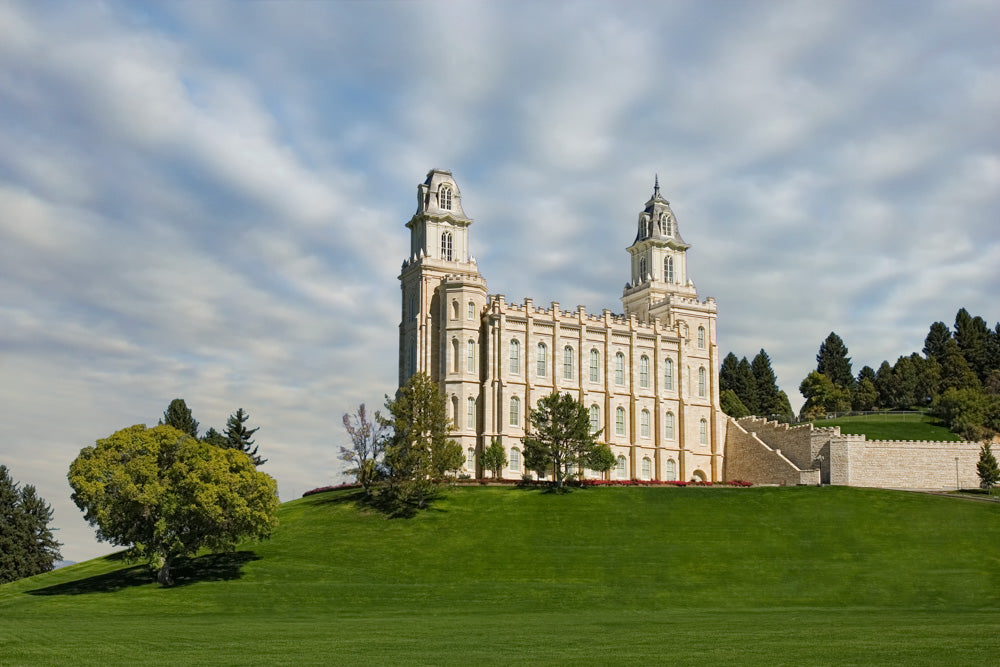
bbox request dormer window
[441,231,453,261]
[440,185,453,211]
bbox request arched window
[589,405,600,434]
[640,409,650,437]
[451,338,459,373]
[616,456,627,480]
[699,418,708,445]
[509,339,520,374]
[440,185,452,210]
[563,346,574,380]
[451,299,459,320]
[697,326,706,349]
[639,355,649,388]
[638,257,647,283]
[641,457,652,480]
[664,256,674,283]
[536,342,547,377]
[467,396,475,426]
[658,213,667,235]
[664,358,674,391]
[451,395,459,427]
[441,231,453,261]
[615,352,625,385]
[665,217,673,236]
[589,349,600,382]
[666,458,676,480]
[467,340,476,373]
[510,396,520,427]
[665,411,675,440]
[466,447,475,471]
[468,301,475,320]
[615,407,626,436]
[698,367,707,397]
[510,447,521,473]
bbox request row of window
[500,448,682,481]
[449,299,477,321]
[637,256,675,284]
[504,341,707,395]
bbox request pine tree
[720,389,750,418]
[719,353,740,394]
[225,408,265,466]
[816,332,855,389]
[977,443,999,490]
[954,308,990,382]
[0,465,61,584]
[858,365,877,386]
[733,357,758,414]
[938,339,981,393]
[201,427,228,448]
[874,360,897,409]
[161,398,199,438]
[923,321,952,361]
[523,392,605,490]
[751,349,784,418]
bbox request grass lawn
[2,485,998,665]
[811,412,962,441]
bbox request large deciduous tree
[0,465,61,584]
[68,424,279,586]
[341,403,385,497]
[161,398,199,438]
[522,392,608,490]
[382,373,463,509]
[225,408,265,466]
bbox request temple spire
[653,174,660,198]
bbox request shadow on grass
[26,551,260,596]
[309,486,449,518]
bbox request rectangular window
[640,356,649,389]
[509,340,520,374]
[468,301,475,319]
[467,397,475,426]
[510,397,520,426]
[615,408,625,436]
[665,412,674,440]
[467,340,476,373]
[537,344,547,377]
[664,359,673,391]
[563,346,573,380]
[589,350,599,382]
[615,353,625,385]
[641,410,650,437]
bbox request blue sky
[1,0,997,562]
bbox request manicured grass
[2,486,998,664]
[812,412,962,441]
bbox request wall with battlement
[724,419,821,486]
[829,438,983,489]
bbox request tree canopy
[225,408,265,466]
[161,398,199,438]
[68,424,278,586]
[522,392,610,489]
[0,465,61,584]
[720,348,790,420]
[481,438,507,479]
[816,332,855,389]
[341,403,385,496]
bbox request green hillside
[2,486,998,665]
[811,412,962,441]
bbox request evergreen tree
[751,349,784,417]
[874,360,897,409]
[733,357,758,414]
[382,373,463,509]
[816,332,855,389]
[938,339,981,393]
[226,408,265,466]
[853,377,878,411]
[858,365,877,386]
[523,392,607,490]
[161,398,199,438]
[923,321,952,361]
[977,443,999,490]
[892,355,920,409]
[201,427,227,448]
[0,465,62,584]
[720,389,750,418]
[954,308,990,382]
[719,353,741,394]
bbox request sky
[1,0,998,563]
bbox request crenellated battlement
[487,294,690,336]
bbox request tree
[382,373,463,509]
[853,377,879,411]
[719,353,741,394]
[201,427,227,448]
[954,308,990,382]
[523,393,608,490]
[340,403,385,497]
[874,360,898,409]
[0,465,61,584]
[225,408,265,466]
[720,389,750,418]
[799,371,850,419]
[923,321,952,361]
[751,349,786,418]
[481,438,507,479]
[733,357,758,414]
[938,339,981,393]
[68,424,279,586]
[977,444,999,490]
[816,332,855,389]
[160,398,199,438]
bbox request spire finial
[654,174,660,198]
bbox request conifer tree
[923,321,952,361]
[938,339,981,393]
[751,349,785,418]
[226,408,265,466]
[954,308,990,382]
[523,392,607,490]
[720,389,750,418]
[733,357,758,414]
[816,332,855,389]
[719,352,740,394]
[0,465,61,584]
[977,443,999,490]
[161,398,199,438]
[874,360,897,409]
[481,438,508,479]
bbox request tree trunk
[157,555,174,587]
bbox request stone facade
[399,169,724,481]
[729,416,985,490]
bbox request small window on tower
[440,185,453,210]
[658,213,668,235]
[441,231,453,261]
[664,256,674,283]
[639,258,647,283]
